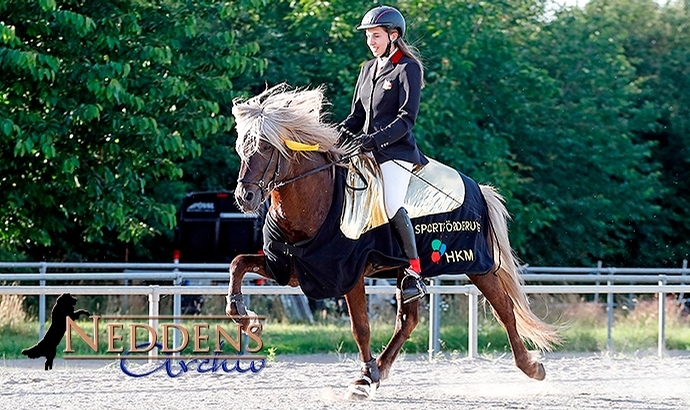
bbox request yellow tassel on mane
[283,139,319,151]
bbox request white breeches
[380,160,414,219]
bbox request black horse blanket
[263,166,494,300]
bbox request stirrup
[401,269,427,304]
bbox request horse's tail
[480,185,561,351]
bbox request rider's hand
[336,125,359,148]
[336,127,349,147]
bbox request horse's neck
[269,153,334,243]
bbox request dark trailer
[173,191,263,313]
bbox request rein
[272,151,360,189]
[239,148,362,201]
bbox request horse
[226,84,560,398]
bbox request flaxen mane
[232,84,341,161]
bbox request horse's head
[231,84,341,213]
[234,138,281,212]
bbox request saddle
[340,156,467,239]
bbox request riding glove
[336,125,356,147]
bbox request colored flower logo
[382,79,392,90]
[431,239,447,264]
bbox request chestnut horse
[226,85,559,398]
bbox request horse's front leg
[344,276,379,400]
[377,268,419,381]
[225,254,270,332]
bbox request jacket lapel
[374,49,403,80]
[375,63,393,80]
[366,60,378,82]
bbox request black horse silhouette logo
[21,293,90,370]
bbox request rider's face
[365,27,398,58]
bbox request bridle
[238,146,283,204]
[237,142,361,203]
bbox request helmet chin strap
[383,33,398,57]
[383,36,392,57]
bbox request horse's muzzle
[235,184,263,213]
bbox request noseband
[238,146,283,204]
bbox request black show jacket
[341,49,429,166]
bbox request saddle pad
[263,164,494,300]
[340,156,466,239]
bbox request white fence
[1,261,689,359]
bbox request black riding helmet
[356,5,406,38]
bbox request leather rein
[238,146,359,203]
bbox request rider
[338,5,428,304]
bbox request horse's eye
[258,140,273,151]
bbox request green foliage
[225,0,371,123]
[583,0,690,265]
[511,4,663,264]
[412,0,557,257]
[0,0,265,260]
[0,0,688,265]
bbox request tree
[2,0,685,266]
[512,3,663,265]
[0,0,266,260]
[407,0,664,265]
[582,0,690,265]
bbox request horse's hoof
[532,362,546,381]
[345,375,378,400]
[345,358,381,400]
[243,309,263,337]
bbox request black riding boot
[389,208,427,304]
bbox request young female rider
[338,5,428,304]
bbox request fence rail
[1,261,689,359]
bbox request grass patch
[2,295,690,359]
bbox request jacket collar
[374,49,404,79]
[390,48,403,65]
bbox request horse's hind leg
[377,269,419,381]
[344,276,379,399]
[468,271,546,380]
